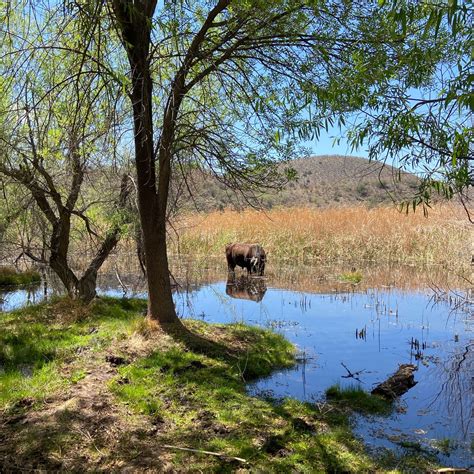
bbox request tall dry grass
[170,204,472,268]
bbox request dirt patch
[0,346,167,471]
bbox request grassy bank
[0,297,146,408]
[171,204,470,268]
[0,266,41,287]
[0,299,438,472]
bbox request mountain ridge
[177,154,421,211]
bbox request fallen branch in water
[160,444,248,464]
[341,362,366,383]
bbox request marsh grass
[171,204,470,268]
[325,384,392,415]
[433,438,458,456]
[0,266,41,287]
[339,270,363,283]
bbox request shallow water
[1,263,473,467]
[167,278,472,467]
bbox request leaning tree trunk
[50,221,124,304]
[77,229,123,302]
[47,175,130,304]
[76,174,131,302]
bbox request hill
[176,155,420,211]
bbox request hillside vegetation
[178,155,421,211]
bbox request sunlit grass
[325,384,392,415]
[0,297,440,472]
[0,297,146,409]
[110,324,377,472]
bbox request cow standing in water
[225,243,266,276]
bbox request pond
[1,260,472,468]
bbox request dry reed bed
[171,205,472,268]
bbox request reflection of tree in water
[426,341,473,439]
[424,283,474,439]
[226,275,267,303]
[0,284,41,312]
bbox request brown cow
[225,243,266,276]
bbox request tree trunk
[142,217,178,325]
[135,224,147,277]
[50,252,78,297]
[371,364,418,399]
[49,216,78,297]
[111,0,184,330]
[77,270,97,303]
[75,174,132,303]
[130,72,183,327]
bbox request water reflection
[226,275,267,302]
[172,281,473,468]
[0,283,44,312]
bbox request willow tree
[347,1,473,218]
[92,0,449,330]
[0,4,131,301]
[5,1,454,329]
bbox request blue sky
[305,125,369,159]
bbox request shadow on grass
[0,298,438,472]
[0,389,163,472]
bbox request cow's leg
[226,254,236,273]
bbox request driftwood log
[371,364,417,400]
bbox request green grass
[0,266,41,287]
[339,271,363,284]
[432,438,458,455]
[0,297,146,409]
[325,384,392,415]
[376,448,439,472]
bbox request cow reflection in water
[226,275,267,303]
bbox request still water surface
[1,262,472,467]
